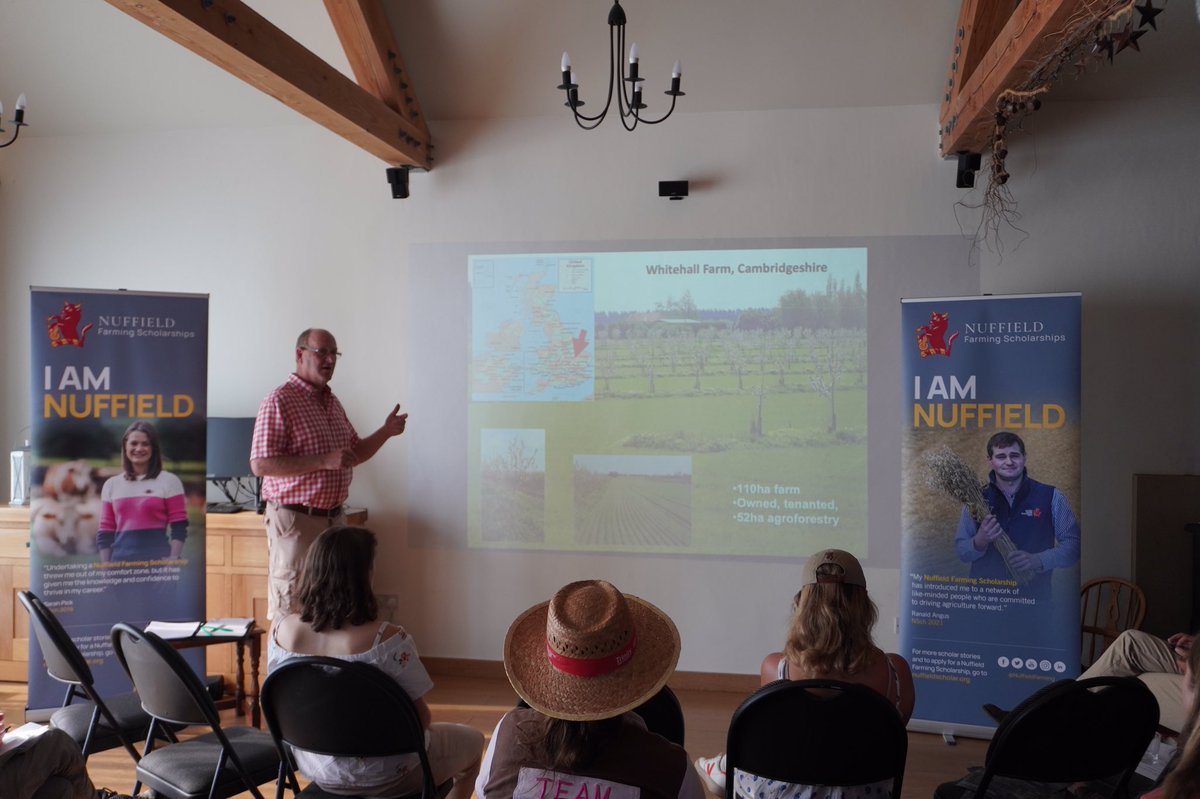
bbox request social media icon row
[996,656,1067,673]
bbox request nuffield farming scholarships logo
[915,311,959,358]
[46,301,93,348]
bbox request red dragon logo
[47,301,93,348]
[916,311,959,358]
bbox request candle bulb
[560,52,574,89]
[13,93,26,125]
[629,43,639,63]
[668,60,682,96]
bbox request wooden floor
[0,674,987,799]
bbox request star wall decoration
[1112,22,1147,55]
[1135,0,1164,30]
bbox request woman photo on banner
[96,420,188,563]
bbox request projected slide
[468,247,867,557]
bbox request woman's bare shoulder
[376,622,408,643]
[760,652,784,684]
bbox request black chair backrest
[111,623,221,728]
[261,656,438,798]
[629,686,685,746]
[19,590,94,688]
[514,686,685,746]
[979,676,1159,796]
[725,679,907,798]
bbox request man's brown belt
[276,503,343,519]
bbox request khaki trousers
[264,503,347,620]
[1080,628,1184,732]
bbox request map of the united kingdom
[470,256,594,402]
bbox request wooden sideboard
[0,506,365,685]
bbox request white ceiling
[0,0,1197,142]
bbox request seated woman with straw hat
[476,579,706,799]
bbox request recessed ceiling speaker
[659,180,688,200]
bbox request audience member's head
[785,548,878,676]
[1160,636,1200,799]
[503,579,680,770]
[296,525,378,631]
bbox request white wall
[2,92,1194,672]
[976,94,1200,581]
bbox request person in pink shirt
[96,420,187,562]
[251,328,409,619]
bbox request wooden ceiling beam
[939,0,1087,157]
[103,0,430,168]
[323,0,429,143]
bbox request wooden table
[169,625,265,727]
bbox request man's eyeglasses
[300,346,342,359]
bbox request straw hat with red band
[503,580,681,722]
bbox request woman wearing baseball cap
[476,579,705,799]
[694,549,915,798]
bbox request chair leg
[221,746,267,799]
[80,704,100,761]
[137,717,160,793]
[92,698,143,765]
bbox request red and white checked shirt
[251,373,361,508]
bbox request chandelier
[557,1,683,131]
[0,94,27,149]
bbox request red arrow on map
[572,329,589,357]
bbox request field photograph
[479,428,546,543]
[574,455,691,546]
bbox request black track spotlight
[658,180,688,200]
[386,166,411,199]
[954,152,982,189]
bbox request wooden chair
[723,679,907,799]
[1080,577,1147,669]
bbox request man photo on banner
[954,431,1080,600]
[251,328,408,621]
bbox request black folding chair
[111,622,279,799]
[935,676,1160,798]
[725,679,907,799]
[516,685,685,746]
[628,685,686,747]
[18,589,171,764]
[261,656,451,799]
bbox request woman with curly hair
[267,525,483,799]
[694,549,914,798]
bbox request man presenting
[954,431,1080,599]
[251,328,407,619]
